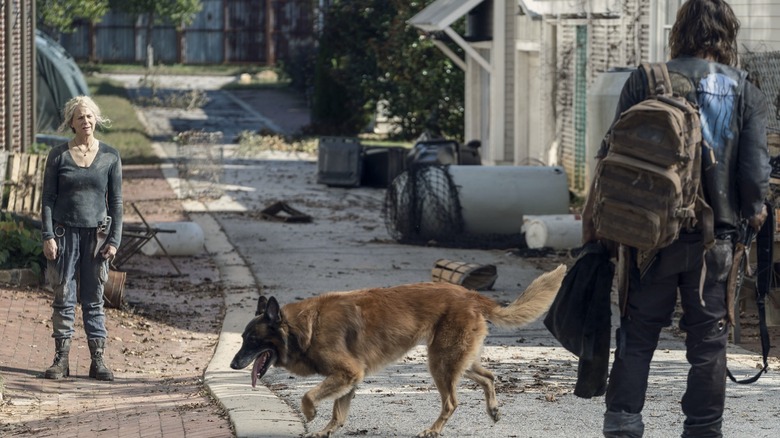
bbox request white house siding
[514,0,780,194]
[465,49,491,155]
[554,1,648,195]
[557,24,579,191]
[556,19,628,193]
[514,15,551,166]
[732,2,780,52]
[637,1,651,62]
[502,0,516,164]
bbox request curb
[151,142,305,437]
[193,212,305,438]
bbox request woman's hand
[43,238,58,261]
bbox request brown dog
[230,264,566,437]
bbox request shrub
[310,0,465,141]
[0,215,45,276]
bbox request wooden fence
[57,0,317,65]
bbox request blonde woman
[41,95,123,381]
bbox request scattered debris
[431,259,497,290]
[260,201,312,223]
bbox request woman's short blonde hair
[57,95,112,134]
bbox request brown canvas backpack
[591,62,714,251]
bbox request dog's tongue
[251,352,267,388]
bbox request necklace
[70,139,96,157]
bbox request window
[662,0,684,59]
[650,0,684,61]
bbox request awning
[407,0,490,72]
[407,0,486,32]
[519,0,621,19]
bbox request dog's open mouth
[251,350,274,388]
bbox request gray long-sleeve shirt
[41,141,123,248]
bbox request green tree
[374,0,465,141]
[311,0,464,140]
[310,2,384,135]
[37,0,110,62]
[36,0,109,36]
[109,0,202,65]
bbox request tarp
[36,30,89,133]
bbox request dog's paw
[301,397,317,421]
[489,406,500,422]
[303,432,331,438]
[416,429,440,438]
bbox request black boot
[44,338,71,379]
[681,418,722,438]
[88,338,114,381]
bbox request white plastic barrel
[447,165,570,235]
[523,214,582,249]
[140,222,205,256]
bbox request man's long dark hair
[669,0,740,66]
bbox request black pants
[604,236,732,436]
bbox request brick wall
[1,0,35,153]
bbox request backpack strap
[641,62,674,97]
[697,189,715,249]
[641,62,716,248]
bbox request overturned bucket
[103,269,126,308]
[431,259,498,291]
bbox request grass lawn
[80,62,264,77]
[87,77,158,165]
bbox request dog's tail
[489,264,566,328]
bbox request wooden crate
[1,152,47,216]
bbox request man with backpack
[581,1,770,436]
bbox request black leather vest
[667,57,748,232]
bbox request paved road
[198,153,780,438]
[124,73,780,437]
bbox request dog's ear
[264,296,282,325]
[256,296,268,316]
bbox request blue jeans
[47,225,109,339]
